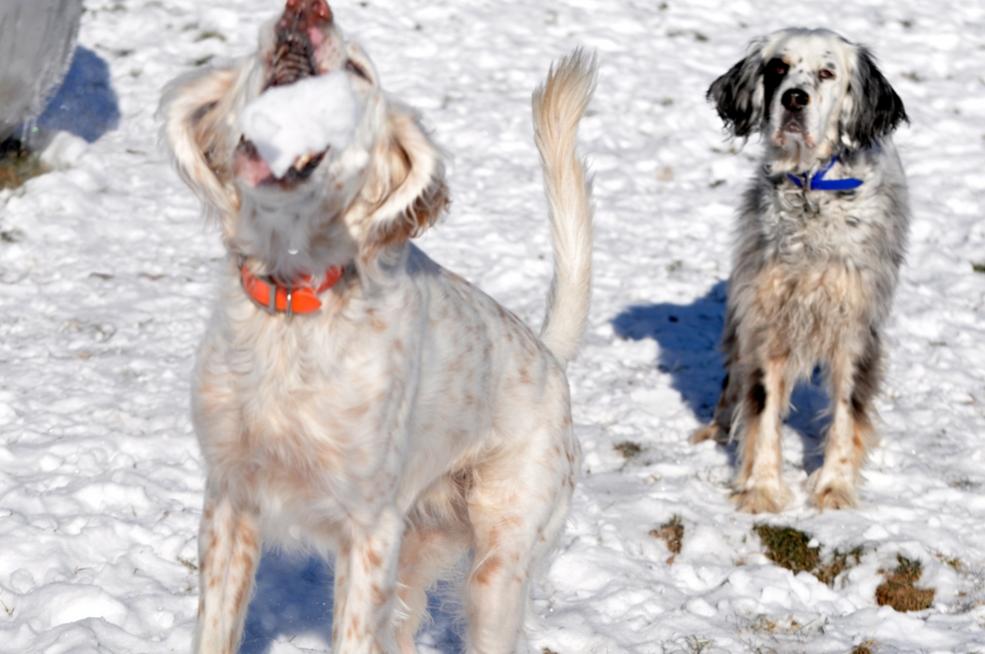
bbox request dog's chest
[764,188,881,262]
[206,314,411,521]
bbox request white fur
[160,6,596,652]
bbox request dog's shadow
[240,550,463,653]
[612,281,829,473]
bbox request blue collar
[786,156,863,192]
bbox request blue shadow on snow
[241,549,463,653]
[612,280,829,472]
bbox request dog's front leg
[810,331,881,509]
[332,507,405,654]
[194,487,261,654]
[734,357,793,513]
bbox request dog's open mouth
[776,114,816,148]
[236,0,341,187]
[236,136,326,186]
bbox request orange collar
[240,264,344,316]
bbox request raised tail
[532,49,597,367]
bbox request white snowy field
[1,0,984,652]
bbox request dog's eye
[346,58,371,82]
[819,68,836,81]
[767,58,789,76]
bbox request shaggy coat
[697,28,910,513]
[160,2,597,652]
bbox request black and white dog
[696,28,910,513]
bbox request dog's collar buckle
[786,156,864,192]
[240,264,345,316]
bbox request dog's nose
[781,88,810,112]
[277,0,333,41]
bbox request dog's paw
[732,482,791,514]
[691,422,727,445]
[808,472,858,511]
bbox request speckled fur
[697,28,910,513]
[161,9,596,653]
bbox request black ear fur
[707,49,764,138]
[845,47,908,148]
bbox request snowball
[240,71,361,178]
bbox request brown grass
[851,640,876,654]
[754,524,818,575]
[815,545,864,587]
[875,555,935,612]
[936,552,963,572]
[754,524,863,587]
[0,142,47,190]
[650,515,684,563]
[613,440,642,459]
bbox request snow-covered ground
[1,0,984,652]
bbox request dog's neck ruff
[240,264,344,316]
[786,156,864,192]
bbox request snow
[239,71,361,178]
[0,0,984,653]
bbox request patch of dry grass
[650,515,684,563]
[613,440,642,459]
[754,524,863,587]
[851,640,876,654]
[875,555,935,612]
[0,141,47,190]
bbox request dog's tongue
[270,0,334,87]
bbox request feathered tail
[532,49,598,366]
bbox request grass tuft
[0,140,47,190]
[815,545,865,587]
[754,524,863,587]
[936,551,963,572]
[613,440,642,459]
[851,640,877,654]
[754,524,818,575]
[650,515,684,563]
[875,555,935,612]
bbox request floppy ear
[159,65,243,218]
[360,108,449,253]
[842,47,908,149]
[707,41,765,138]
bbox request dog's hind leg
[692,369,740,444]
[809,329,881,509]
[463,423,579,654]
[393,522,469,654]
[193,488,261,654]
[693,305,741,445]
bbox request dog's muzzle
[267,0,334,89]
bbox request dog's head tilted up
[708,28,907,173]
[161,0,447,281]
